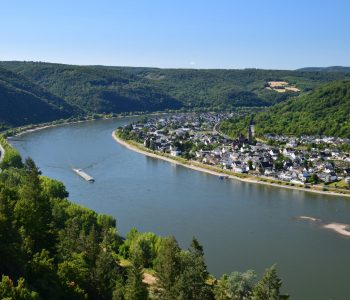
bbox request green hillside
[2,61,348,114]
[221,80,350,138]
[254,80,350,137]
[0,67,78,130]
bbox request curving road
[0,142,5,163]
[213,122,231,139]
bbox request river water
[10,117,350,299]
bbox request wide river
[10,117,350,299]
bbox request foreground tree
[214,274,230,300]
[93,245,120,300]
[252,265,289,300]
[124,246,148,300]
[0,275,39,300]
[177,237,213,299]
[227,270,256,300]
[214,270,255,300]
[155,237,181,299]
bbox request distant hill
[1,61,349,115]
[253,80,350,138]
[0,67,78,130]
[298,66,350,73]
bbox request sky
[1,0,350,69]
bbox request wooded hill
[1,61,349,117]
[220,79,350,138]
[0,67,79,130]
[254,79,350,137]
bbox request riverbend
[9,117,350,300]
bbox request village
[120,113,350,188]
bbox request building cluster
[123,113,350,187]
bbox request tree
[309,173,319,184]
[40,176,69,199]
[227,270,256,300]
[124,246,148,300]
[57,253,90,299]
[93,244,120,300]
[0,275,39,300]
[155,237,181,299]
[0,183,24,277]
[26,250,63,300]
[214,274,230,300]
[177,237,212,300]
[112,277,126,300]
[15,160,54,254]
[252,265,289,300]
[0,146,23,169]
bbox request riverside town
[118,113,350,192]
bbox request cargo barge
[72,168,95,182]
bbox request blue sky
[1,0,350,69]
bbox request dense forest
[0,67,79,130]
[0,137,289,299]
[220,80,350,139]
[1,61,349,117]
[254,80,350,137]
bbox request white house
[170,148,182,156]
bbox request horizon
[2,60,350,71]
[2,0,350,69]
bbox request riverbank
[5,111,172,139]
[112,131,350,198]
[12,118,100,138]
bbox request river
[10,117,350,299]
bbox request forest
[0,67,77,130]
[1,61,349,116]
[0,137,289,299]
[220,79,350,139]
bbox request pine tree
[0,275,39,300]
[252,265,289,300]
[177,237,212,300]
[124,246,148,300]
[112,277,126,300]
[155,236,181,299]
[93,245,120,300]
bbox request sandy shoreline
[112,132,350,198]
[10,112,170,138]
[324,223,350,237]
[11,118,109,138]
[298,216,321,222]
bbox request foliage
[0,66,77,129]
[0,275,39,300]
[253,80,350,138]
[219,115,252,138]
[124,246,149,300]
[0,136,23,169]
[214,266,288,300]
[40,176,69,199]
[252,265,289,300]
[1,61,349,124]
